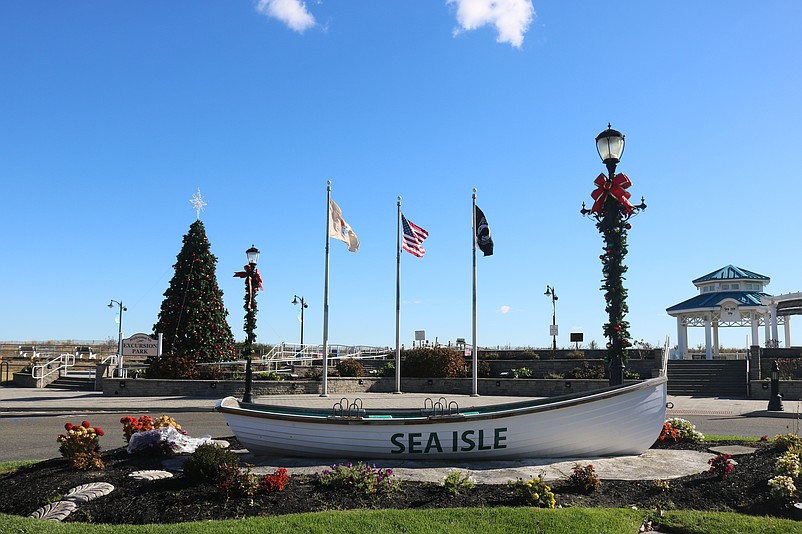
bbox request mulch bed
[0,438,797,524]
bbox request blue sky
[1,1,800,351]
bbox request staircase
[46,369,96,391]
[667,360,748,397]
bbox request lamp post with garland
[234,245,262,403]
[581,124,646,386]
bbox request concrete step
[46,377,95,391]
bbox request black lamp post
[581,124,646,386]
[292,295,308,346]
[768,360,784,411]
[544,285,558,357]
[108,299,126,377]
[241,245,260,403]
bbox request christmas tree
[150,220,235,375]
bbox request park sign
[122,333,160,358]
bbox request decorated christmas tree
[149,219,235,375]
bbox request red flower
[65,422,73,431]
[81,420,91,428]
[96,428,105,437]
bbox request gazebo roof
[692,265,769,285]
[666,291,769,314]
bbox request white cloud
[447,0,534,48]
[498,305,511,314]
[255,0,316,33]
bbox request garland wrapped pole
[233,245,262,402]
[581,125,646,386]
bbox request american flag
[401,214,428,258]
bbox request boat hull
[216,377,667,459]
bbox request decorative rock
[63,482,115,503]
[129,469,174,481]
[708,445,757,456]
[29,500,78,521]
[210,439,230,448]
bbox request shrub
[774,433,802,452]
[261,468,290,493]
[521,351,540,360]
[255,371,283,381]
[477,360,491,378]
[402,347,467,378]
[511,367,533,379]
[568,463,601,493]
[769,475,797,501]
[120,415,183,443]
[145,352,199,379]
[543,372,564,379]
[663,418,704,443]
[708,453,734,478]
[57,420,105,470]
[776,451,801,478]
[624,370,641,379]
[442,470,475,495]
[198,364,225,380]
[336,358,365,377]
[658,422,680,442]
[565,361,606,379]
[653,479,670,492]
[217,463,260,497]
[316,462,397,495]
[483,352,500,360]
[376,362,395,377]
[508,475,556,508]
[565,350,585,359]
[184,443,240,484]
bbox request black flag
[475,205,494,256]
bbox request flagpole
[471,188,479,397]
[321,181,331,397]
[394,196,402,394]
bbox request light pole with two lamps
[581,124,646,386]
[292,295,308,347]
[108,299,126,377]
[544,285,558,357]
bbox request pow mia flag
[474,205,494,256]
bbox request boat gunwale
[215,376,667,426]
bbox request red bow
[590,173,634,216]
[233,265,263,309]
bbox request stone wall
[749,380,802,401]
[101,376,637,398]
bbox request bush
[255,371,283,381]
[565,361,606,379]
[774,433,802,452]
[565,350,585,359]
[336,358,365,377]
[402,347,467,378]
[376,362,395,377]
[708,454,734,478]
[217,463,259,497]
[145,352,199,379]
[442,470,475,495]
[511,367,533,379]
[543,372,564,379]
[184,443,240,484]
[482,352,500,360]
[261,468,290,493]
[477,360,491,378]
[508,475,556,508]
[568,463,601,493]
[316,462,398,495]
[662,418,705,443]
[57,420,105,470]
[776,451,802,478]
[521,351,539,360]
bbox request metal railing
[32,353,76,380]
[261,343,393,367]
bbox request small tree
[150,220,235,376]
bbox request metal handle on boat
[448,401,459,415]
[666,402,674,409]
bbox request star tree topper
[190,188,207,220]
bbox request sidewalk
[1,384,796,417]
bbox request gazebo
[666,265,793,359]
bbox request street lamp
[241,245,261,403]
[581,124,646,386]
[544,285,558,357]
[292,295,308,347]
[768,360,784,411]
[108,300,126,377]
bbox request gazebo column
[751,312,760,347]
[712,320,720,359]
[764,315,771,347]
[785,316,792,348]
[704,313,712,360]
[677,316,688,359]
[769,304,779,346]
